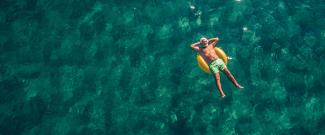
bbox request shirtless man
[191,37,244,98]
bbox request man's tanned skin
[191,37,244,98]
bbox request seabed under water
[0,0,324,134]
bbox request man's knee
[214,74,220,80]
[222,67,229,74]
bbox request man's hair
[200,37,207,42]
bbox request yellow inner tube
[196,47,228,74]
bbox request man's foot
[220,94,226,98]
[236,84,244,89]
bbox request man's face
[200,38,208,45]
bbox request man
[191,37,244,98]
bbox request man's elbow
[212,38,219,42]
[190,45,195,50]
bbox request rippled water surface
[0,0,324,134]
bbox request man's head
[200,37,208,45]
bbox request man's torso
[198,44,219,64]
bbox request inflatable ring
[196,47,228,74]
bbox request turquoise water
[0,0,325,134]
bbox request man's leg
[222,68,244,89]
[214,72,226,98]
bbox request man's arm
[190,42,201,51]
[208,37,219,47]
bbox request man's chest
[200,47,214,54]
